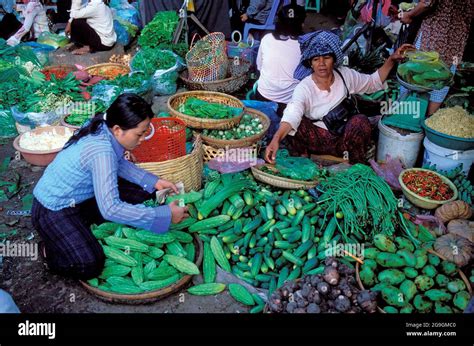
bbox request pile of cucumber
[87,223,199,294]
[359,234,470,313]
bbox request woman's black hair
[272,1,306,41]
[64,93,153,148]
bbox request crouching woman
[32,94,188,280]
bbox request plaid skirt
[287,114,372,164]
[31,178,155,280]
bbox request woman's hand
[265,138,280,164]
[155,179,179,194]
[390,44,416,62]
[400,11,413,24]
[65,21,71,36]
[240,13,248,22]
[169,200,189,224]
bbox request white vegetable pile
[19,128,74,151]
[202,113,264,140]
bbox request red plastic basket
[132,118,187,163]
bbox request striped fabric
[33,124,172,234]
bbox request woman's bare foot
[72,46,91,55]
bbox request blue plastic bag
[114,20,131,46]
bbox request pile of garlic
[19,128,74,151]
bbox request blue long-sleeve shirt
[33,124,172,234]
[246,0,273,24]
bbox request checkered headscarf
[294,30,344,80]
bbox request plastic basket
[132,118,186,163]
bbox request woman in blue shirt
[32,93,189,280]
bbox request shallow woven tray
[167,91,244,130]
[84,63,130,80]
[200,108,270,149]
[80,235,203,304]
[179,58,250,94]
[356,249,472,314]
[251,164,319,190]
[137,135,204,192]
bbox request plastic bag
[111,0,141,28]
[91,84,122,107]
[114,20,131,46]
[37,32,69,49]
[275,149,320,181]
[369,155,404,190]
[151,53,185,96]
[0,109,18,138]
[10,106,61,129]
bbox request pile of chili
[402,170,454,201]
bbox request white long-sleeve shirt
[256,34,301,104]
[282,67,385,134]
[7,0,49,46]
[69,0,116,47]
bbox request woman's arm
[377,43,416,83]
[400,0,437,24]
[118,157,159,194]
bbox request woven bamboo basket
[80,235,203,304]
[137,135,203,192]
[84,63,130,80]
[200,108,270,149]
[179,58,251,94]
[251,164,319,190]
[355,249,472,314]
[167,91,244,130]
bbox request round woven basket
[200,109,270,149]
[167,91,244,130]
[179,58,250,94]
[80,235,203,304]
[355,249,472,314]
[137,135,204,192]
[251,165,319,190]
[85,63,130,80]
[202,142,260,163]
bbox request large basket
[251,165,319,190]
[179,58,250,94]
[167,91,245,130]
[85,63,130,80]
[200,108,270,149]
[186,32,228,82]
[80,235,203,304]
[202,142,260,163]
[137,135,203,192]
[132,118,187,163]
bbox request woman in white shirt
[255,2,305,116]
[6,0,49,46]
[265,30,413,164]
[65,0,116,55]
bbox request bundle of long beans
[317,164,398,242]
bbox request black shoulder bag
[322,69,359,136]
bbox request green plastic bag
[0,109,18,138]
[275,150,319,181]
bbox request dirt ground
[0,11,339,313]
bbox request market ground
[0,12,339,313]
